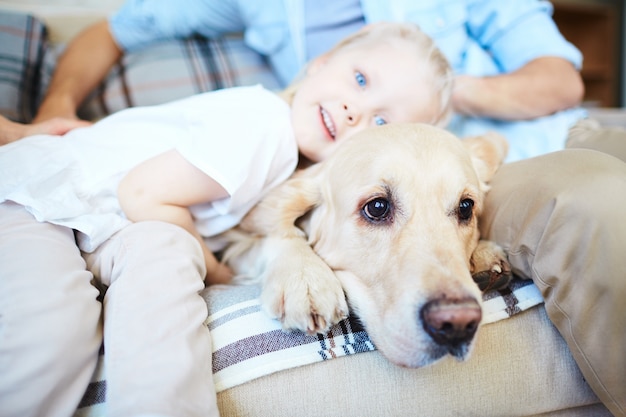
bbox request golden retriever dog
[221,123,511,368]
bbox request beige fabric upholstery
[217,306,610,416]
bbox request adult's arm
[452,56,584,121]
[451,0,584,121]
[34,20,122,123]
[33,0,246,123]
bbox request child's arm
[118,149,234,284]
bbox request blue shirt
[109,0,586,162]
[303,0,365,61]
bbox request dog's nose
[420,297,482,349]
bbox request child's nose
[343,103,361,126]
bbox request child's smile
[319,106,337,140]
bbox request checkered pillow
[78,34,281,120]
[0,10,49,122]
[0,10,281,122]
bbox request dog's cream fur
[222,123,510,367]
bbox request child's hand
[206,262,234,285]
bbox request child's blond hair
[281,22,454,127]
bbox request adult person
[28,0,588,163]
[6,1,626,416]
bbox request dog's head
[236,123,507,367]
[287,123,506,367]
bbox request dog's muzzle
[420,297,482,357]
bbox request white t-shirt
[0,85,298,252]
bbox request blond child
[0,23,452,417]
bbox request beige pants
[567,117,626,162]
[0,204,218,417]
[481,119,626,417]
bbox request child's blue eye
[375,116,387,126]
[355,71,366,87]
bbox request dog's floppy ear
[462,131,508,185]
[239,163,324,238]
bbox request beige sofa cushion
[217,306,609,417]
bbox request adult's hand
[0,115,91,145]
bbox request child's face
[291,39,442,162]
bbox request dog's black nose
[420,297,481,349]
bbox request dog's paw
[470,240,512,292]
[261,254,349,334]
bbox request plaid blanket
[74,277,543,416]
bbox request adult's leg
[567,118,626,162]
[479,150,626,417]
[0,202,102,417]
[83,221,218,417]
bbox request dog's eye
[362,198,391,222]
[458,198,474,222]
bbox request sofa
[0,7,617,416]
